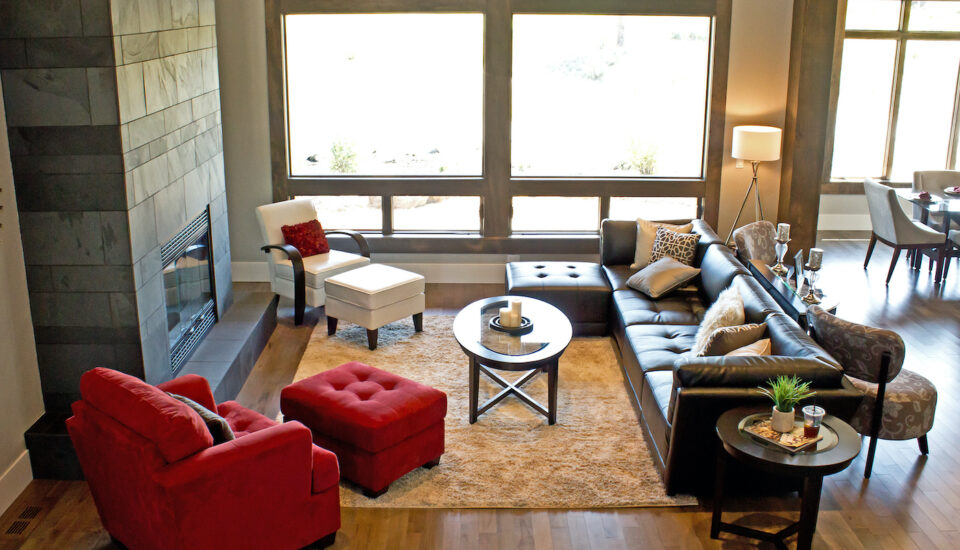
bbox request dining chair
[732,220,777,266]
[913,170,960,232]
[807,306,936,478]
[863,178,947,284]
[943,230,960,281]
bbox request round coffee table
[453,296,572,425]
[711,406,860,550]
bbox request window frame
[265,0,731,253]
[825,0,960,192]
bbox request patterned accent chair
[732,220,777,266]
[807,306,937,478]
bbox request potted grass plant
[759,375,816,432]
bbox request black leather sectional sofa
[599,219,862,495]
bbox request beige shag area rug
[294,315,696,508]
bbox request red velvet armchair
[66,368,340,550]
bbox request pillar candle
[808,248,823,270]
[510,299,522,319]
[777,223,790,241]
[499,307,516,327]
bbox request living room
[0,0,956,549]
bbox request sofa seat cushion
[280,362,447,453]
[614,289,705,327]
[217,401,278,438]
[625,324,699,374]
[602,265,634,291]
[275,250,370,288]
[78,367,213,463]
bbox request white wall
[0,82,45,514]
[217,0,816,283]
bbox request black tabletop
[716,406,860,477]
[453,296,572,371]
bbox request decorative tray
[489,315,533,335]
[740,413,823,454]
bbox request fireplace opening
[162,208,218,375]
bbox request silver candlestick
[772,239,790,277]
[801,265,822,304]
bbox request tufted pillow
[281,219,329,257]
[626,257,701,299]
[631,219,694,270]
[650,227,701,266]
[693,286,744,356]
[167,393,235,444]
[725,338,772,357]
[698,322,767,356]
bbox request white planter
[771,407,795,433]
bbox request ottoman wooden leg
[423,457,441,469]
[367,328,379,350]
[413,312,423,332]
[327,316,338,336]
[363,485,389,498]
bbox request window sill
[327,232,600,255]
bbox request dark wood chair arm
[261,243,304,266]
[325,230,371,258]
[260,243,306,325]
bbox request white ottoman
[324,264,426,350]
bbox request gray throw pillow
[698,323,768,357]
[167,392,235,444]
[626,257,701,299]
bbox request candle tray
[489,315,534,335]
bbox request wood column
[778,0,846,253]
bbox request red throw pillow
[281,220,330,257]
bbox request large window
[831,0,960,183]
[268,1,730,250]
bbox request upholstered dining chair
[256,198,371,325]
[943,230,960,281]
[732,220,778,266]
[807,306,937,478]
[913,170,960,231]
[863,178,947,284]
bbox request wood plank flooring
[2,240,959,550]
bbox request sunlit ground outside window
[608,197,698,221]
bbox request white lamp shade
[731,125,782,162]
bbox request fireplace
[162,208,218,375]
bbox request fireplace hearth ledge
[23,290,279,480]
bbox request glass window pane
[296,196,383,231]
[285,14,483,176]
[512,15,710,177]
[511,197,599,232]
[608,197,698,221]
[392,196,481,232]
[909,1,960,31]
[890,41,960,182]
[845,0,902,31]
[831,39,897,179]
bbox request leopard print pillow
[650,227,701,266]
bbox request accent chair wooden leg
[327,316,338,336]
[413,312,423,332]
[864,234,877,269]
[934,247,947,283]
[366,328,378,350]
[864,435,879,478]
[886,247,902,285]
[918,434,930,455]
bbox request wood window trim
[824,0,960,194]
[264,0,732,252]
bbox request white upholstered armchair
[256,198,370,325]
[863,178,946,284]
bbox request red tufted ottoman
[280,362,447,497]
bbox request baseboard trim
[0,450,33,515]
[817,214,872,231]
[232,261,506,284]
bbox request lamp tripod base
[724,161,765,247]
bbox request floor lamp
[725,125,783,246]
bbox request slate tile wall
[0,0,230,409]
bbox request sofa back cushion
[698,245,749,304]
[732,275,782,323]
[601,219,639,266]
[767,312,840,367]
[79,368,213,463]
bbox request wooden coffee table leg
[469,357,479,424]
[327,316,338,336]
[796,475,824,550]
[547,360,558,425]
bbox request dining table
[895,188,960,277]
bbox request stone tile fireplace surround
[2,0,230,408]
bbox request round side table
[711,406,860,550]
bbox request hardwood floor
[2,241,959,550]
